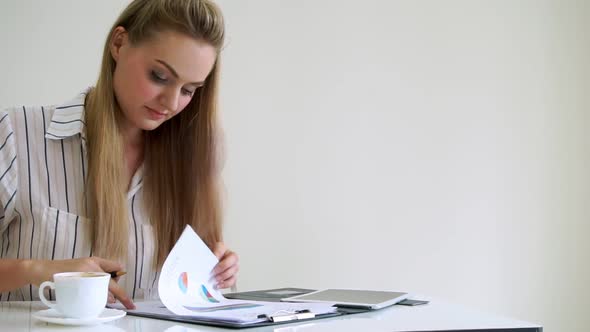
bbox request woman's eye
[150,70,167,83]
[181,88,195,97]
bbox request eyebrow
[155,59,205,86]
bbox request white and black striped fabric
[0,90,159,302]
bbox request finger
[108,279,135,310]
[212,242,226,260]
[92,257,124,274]
[215,264,239,284]
[108,292,116,304]
[216,275,237,290]
[212,251,238,275]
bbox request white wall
[1,1,588,331]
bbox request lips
[146,106,167,116]
[145,106,168,120]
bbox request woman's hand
[29,257,135,309]
[212,242,239,290]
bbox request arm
[0,257,135,309]
[0,259,34,292]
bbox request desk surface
[0,300,542,332]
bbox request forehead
[134,30,217,83]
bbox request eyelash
[150,71,166,83]
[150,71,196,97]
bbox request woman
[0,0,238,309]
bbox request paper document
[116,226,336,325]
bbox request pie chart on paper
[178,272,188,294]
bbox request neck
[119,120,144,150]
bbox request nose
[158,87,180,113]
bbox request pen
[109,271,127,279]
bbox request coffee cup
[38,272,110,319]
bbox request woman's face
[110,28,217,132]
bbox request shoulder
[1,104,57,131]
[0,89,90,140]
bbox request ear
[110,26,128,62]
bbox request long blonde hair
[85,0,225,266]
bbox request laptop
[281,289,409,310]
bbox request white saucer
[33,308,126,326]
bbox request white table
[0,300,542,332]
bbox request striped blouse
[0,90,159,302]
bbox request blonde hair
[85,0,225,266]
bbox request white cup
[38,272,110,319]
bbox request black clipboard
[119,288,424,328]
[121,302,344,329]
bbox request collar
[128,164,144,199]
[45,89,89,142]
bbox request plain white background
[1,1,588,331]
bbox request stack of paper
[120,226,336,326]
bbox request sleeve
[0,109,18,233]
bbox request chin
[142,123,163,131]
[135,119,164,131]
